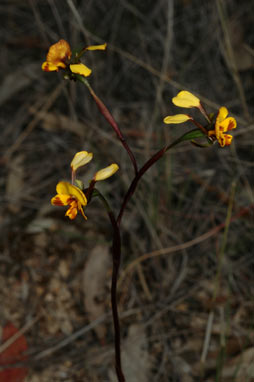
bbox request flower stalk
[76,75,138,175]
[43,41,238,382]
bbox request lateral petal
[51,194,70,206]
[94,164,119,181]
[70,63,92,77]
[172,91,200,108]
[56,182,87,205]
[163,114,191,124]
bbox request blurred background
[1,0,254,381]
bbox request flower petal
[221,117,237,131]
[85,43,107,51]
[65,202,78,220]
[94,164,119,181]
[56,182,87,205]
[172,90,200,108]
[71,151,93,171]
[223,134,233,146]
[51,194,71,206]
[216,107,228,124]
[218,134,226,147]
[163,114,191,124]
[46,39,72,65]
[78,203,88,220]
[42,62,62,72]
[70,63,92,77]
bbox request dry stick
[145,0,174,154]
[216,0,250,121]
[4,83,64,160]
[119,203,253,287]
[33,308,140,361]
[34,314,109,360]
[119,226,222,288]
[199,182,236,378]
[0,315,40,354]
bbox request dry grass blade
[0,64,38,106]
[6,154,24,213]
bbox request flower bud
[94,164,119,181]
[71,151,93,171]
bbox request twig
[216,0,251,121]
[201,310,214,364]
[0,315,40,354]
[4,83,65,160]
[119,202,252,287]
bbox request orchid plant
[42,39,237,382]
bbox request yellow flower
[71,151,93,171]
[208,107,236,147]
[94,164,119,181]
[42,40,107,77]
[51,181,87,220]
[42,40,71,72]
[163,114,192,124]
[172,90,200,108]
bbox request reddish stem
[108,210,125,382]
[117,146,167,226]
[78,77,138,175]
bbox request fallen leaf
[83,245,111,341]
[109,324,152,382]
[0,322,28,382]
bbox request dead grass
[1,0,254,381]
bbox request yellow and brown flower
[42,39,71,72]
[42,39,107,77]
[208,107,236,147]
[51,181,87,220]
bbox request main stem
[108,210,125,382]
[93,129,197,381]
[91,142,169,381]
[94,190,125,381]
[85,83,198,380]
